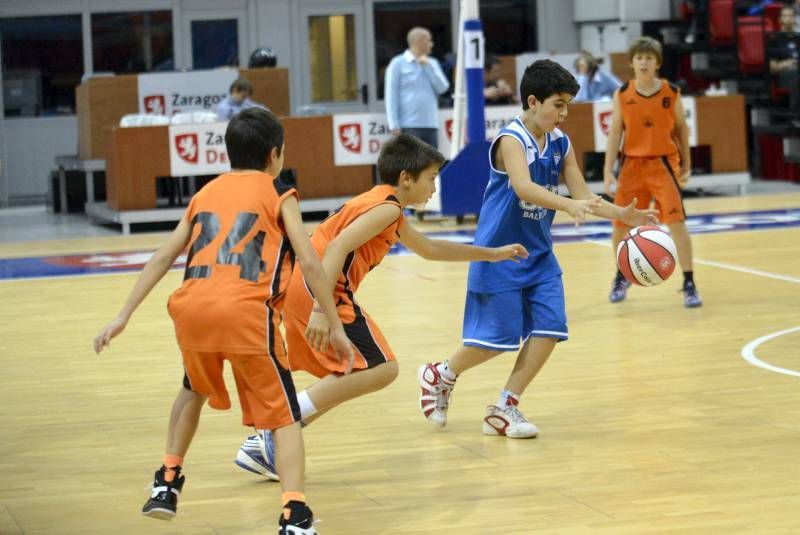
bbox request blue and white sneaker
[234,431,279,481]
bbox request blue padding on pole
[439,141,490,216]
[465,19,481,31]
[464,18,486,143]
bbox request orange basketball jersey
[310,184,405,300]
[619,79,680,157]
[168,172,298,354]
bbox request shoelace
[430,376,455,410]
[504,405,528,424]
[435,387,453,411]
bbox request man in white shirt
[384,27,450,148]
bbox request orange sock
[163,454,184,482]
[281,492,306,520]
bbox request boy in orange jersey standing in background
[604,36,702,307]
[94,108,353,535]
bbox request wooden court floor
[1,193,798,534]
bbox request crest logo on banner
[445,119,454,141]
[339,124,362,153]
[599,111,613,136]
[175,134,199,164]
[143,95,166,115]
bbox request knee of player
[180,386,207,403]
[376,360,399,387]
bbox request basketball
[616,226,678,286]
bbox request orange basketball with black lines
[616,226,677,286]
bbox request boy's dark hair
[377,134,445,185]
[225,107,283,170]
[484,54,501,70]
[230,77,253,94]
[519,59,579,110]
[628,36,663,65]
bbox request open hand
[93,315,128,354]
[329,327,355,374]
[304,309,331,353]
[620,198,659,227]
[567,197,602,227]
[679,168,691,188]
[603,169,618,197]
[491,243,529,263]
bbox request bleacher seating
[736,15,767,74]
[709,0,736,46]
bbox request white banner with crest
[138,70,238,116]
[169,122,231,176]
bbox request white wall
[537,0,579,53]
[1,117,78,203]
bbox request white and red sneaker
[418,362,455,428]
[482,398,539,438]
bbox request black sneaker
[278,500,317,534]
[142,465,185,520]
[609,275,632,303]
[682,281,703,308]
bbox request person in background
[573,51,621,102]
[768,5,799,109]
[484,55,518,105]
[777,3,798,32]
[384,27,450,148]
[216,78,267,120]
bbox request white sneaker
[482,404,539,438]
[418,362,455,428]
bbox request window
[92,11,174,73]
[191,19,238,69]
[0,15,83,117]
[308,15,358,103]
[373,1,452,100]
[480,0,538,55]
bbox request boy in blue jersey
[417,60,659,438]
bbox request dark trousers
[401,127,439,150]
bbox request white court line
[692,259,800,284]
[587,239,800,377]
[741,327,800,378]
[586,239,800,284]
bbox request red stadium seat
[737,15,766,73]
[709,0,735,45]
[763,3,784,32]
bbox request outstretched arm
[500,136,600,226]
[562,147,659,227]
[281,196,355,370]
[398,222,527,262]
[93,216,192,353]
[303,203,401,355]
[673,96,692,186]
[603,89,624,196]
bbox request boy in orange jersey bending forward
[93,108,353,535]
[233,134,528,478]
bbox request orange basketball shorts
[180,348,300,430]
[614,153,686,228]
[284,286,396,378]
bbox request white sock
[296,390,317,420]
[436,361,457,382]
[497,389,520,408]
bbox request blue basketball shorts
[462,275,568,351]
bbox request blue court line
[1,208,798,281]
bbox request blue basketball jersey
[467,118,571,293]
